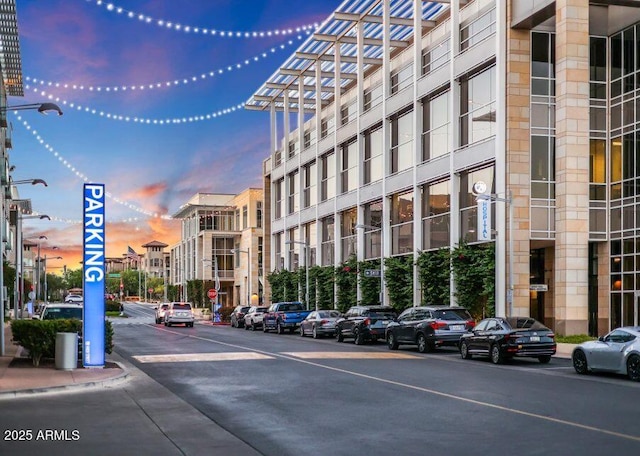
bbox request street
[112,303,640,455]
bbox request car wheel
[250,323,255,331]
[387,332,399,350]
[354,328,364,345]
[164,321,168,326]
[244,323,250,330]
[572,349,589,375]
[337,329,344,342]
[277,323,284,334]
[299,326,305,337]
[627,354,640,381]
[538,355,551,364]
[416,334,432,353]
[490,344,503,364]
[460,341,472,359]
[263,323,268,333]
[312,326,319,339]
[155,318,159,324]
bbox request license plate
[530,336,540,342]
[450,325,464,331]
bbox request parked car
[244,306,269,331]
[230,305,252,328]
[299,310,342,338]
[164,302,195,327]
[459,317,556,364]
[39,303,83,320]
[386,306,475,353]
[154,303,170,324]
[572,326,640,381]
[335,306,398,345]
[263,302,312,334]
[64,294,83,304]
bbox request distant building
[141,240,168,278]
[170,189,265,307]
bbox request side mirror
[598,336,604,342]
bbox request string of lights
[87,0,319,38]
[29,212,158,226]
[16,114,172,220]
[24,34,306,92]
[24,84,246,125]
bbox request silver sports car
[572,326,640,381]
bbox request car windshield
[173,304,191,310]
[43,307,83,320]
[367,311,397,319]
[281,304,303,311]
[318,311,340,318]
[433,309,471,321]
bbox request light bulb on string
[25,34,305,93]
[89,0,320,38]
[16,114,173,220]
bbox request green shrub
[105,300,121,312]
[218,306,234,322]
[11,318,113,366]
[555,334,596,344]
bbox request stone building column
[554,0,590,335]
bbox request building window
[459,166,495,242]
[422,38,450,75]
[422,91,450,162]
[258,236,263,277]
[256,201,263,229]
[235,209,240,230]
[288,139,298,158]
[340,140,358,194]
[287,172,300,215]
[460,66,496,147]
[321,152,336,201]
[422,180,450,250]
[321,116,335,138]
[274,232,284,271]
[321,216,335,266]
[340,208,357,260]
[363,200,383,260]
[303,222,317,266]
[391,109,414,174]
[364,126,383,184]
[363,84,382,111]
[390,64,413,94]
[303,161,317,208]
[274,179,284,219]
[243,205,248,229]
[460,6,496,52]
[390,191,413,255]
[341,100,357,126]
[304,129,316,149]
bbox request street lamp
[356,223,384,305]
[230,248,251,306]
[35,235,47,301]
[43,255,63,304]
[0,102,63,116]
[285,240,312,310]
[11,179,48,187]
[475,185,513,318]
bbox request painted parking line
[133,352,274,363]
[282,352,420,359]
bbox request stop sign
[207,289,218,300]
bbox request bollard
[55,332,78,370]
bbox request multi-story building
[141,241,168,278]
[170,189,265,307]
[249,0,640,336]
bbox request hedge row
[11,319,114,367]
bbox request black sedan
[459,317,556,364]
[386,306,475,353]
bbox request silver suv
[154,303,170,324]
[164,302,194,328]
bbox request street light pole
[43,254,62,304]
[231,248,251,306]
[285,240,311,310]
[356,224,384,305]
[36,235,47,301]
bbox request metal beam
[314,33,409,48]
[280,68,358,79]
[266,81,336,93]
[333,11,436,28]
[295,51,382,66]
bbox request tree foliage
[417,248,451,306]
[384,255,414,312]
[451,242,495,319]
[335,256,358,313]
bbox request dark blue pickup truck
[263,302,312,334]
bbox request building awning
[246,0,450,113]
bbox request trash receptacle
[55,332,78,370]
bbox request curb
[0,360,130,400]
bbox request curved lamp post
[35,235,47,301]
[43,254,63,304]
[1,102,63,116]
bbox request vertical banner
[477,197,492,242]
[83,184,105,368]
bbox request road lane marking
[147,328,640,444]
[282,352,420,359]
[133,352,274,363]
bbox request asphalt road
[111,302,640,456]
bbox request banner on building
[477,197,492,242]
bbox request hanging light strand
[25,34,306,93]
[15,114,172,219]
[87,0,319,38]
[24,84,246,125]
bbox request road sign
[148,288,153,294]
[364,269,381,278]
[119,283,124,289]
[108,273,121,278]
[208,289,218,300]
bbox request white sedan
[64,294,83,303]
[572,326,640,381]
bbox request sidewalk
[0,322,127,399]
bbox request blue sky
[10,0,339,268]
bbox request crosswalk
[132,351,421,363]
[107,315,155,326]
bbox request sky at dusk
[10,0,340,272]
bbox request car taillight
[430,321,446,330]
[466,320,476,329]
[363,318,371,326]
[548,333,555,339]
[320,319,328,325]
